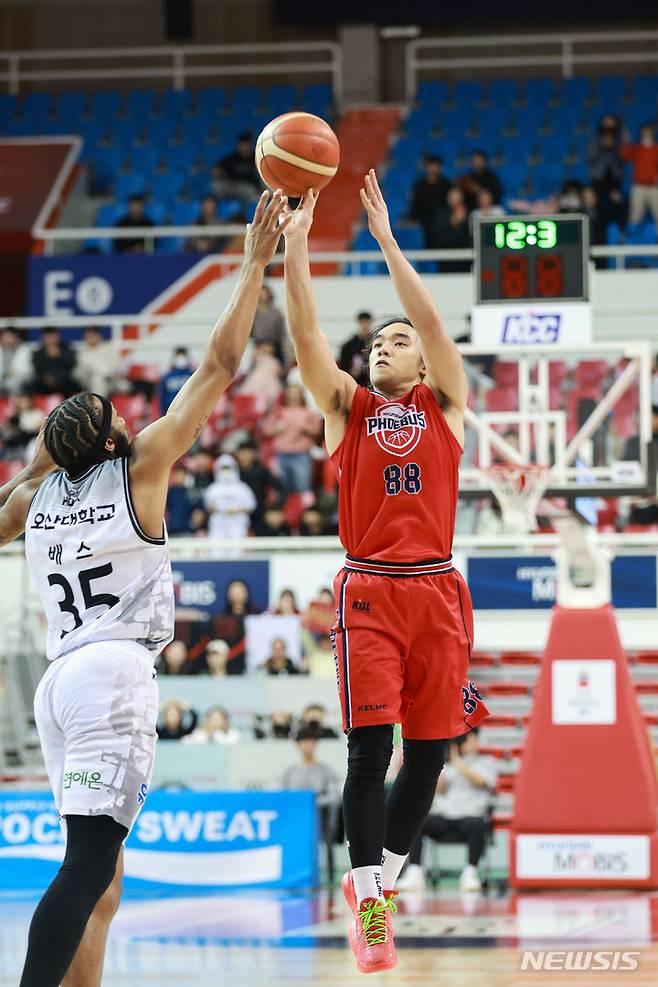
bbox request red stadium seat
[477,745,509,759]
[499,651,542,665]
[636,652,658,665]
[492,812,512,830]
[469,652,497,666]
[283,491,315,529]
[483,714,519,728]
[0,461,24,485]
[0,398,13,423]
[496,773,517,793]
[548,360,569,386]
[485,386,517,413]
[485,682,530,696]
[231,394,266,430]
[574,360,610,387]
[493,362,519,387]
[127,363,161,384]
[635,682,658,694]
[32,394,64,415]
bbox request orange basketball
[255,112,340,198]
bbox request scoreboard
[475,215,589,305]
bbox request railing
[406,30,658,102]
[0,42,343,106]
[30,229,658,270]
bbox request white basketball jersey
[25,457,175,662]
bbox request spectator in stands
[299,506,338,536]
[297,703,338,739]
[622,124,658,226]
[185,196,227,254]
[339,310,372,386]
[30,328,78,397]
[254,709,294,739]
[159,347,195,413]
[212,132,261,210]
[203,639,230,676]
[475,496,504,536]
[238,338,283,408]
[253,506,292,537]
[623,405,658,461]
[11,394,44,448]
[166,463,205,536]
[304,632,336,678]
[469,188,505,233]
[74,326,121,397]
[158,639,192,675]
[465,150,503,206]
[399,728,498,893]
[183,706,240,745]
[204,453,256,540]
[156,699,198,741]
[303,587,335,640]
[433,186,472,272]
[234,439,283,530]
[587,115,625,226]
[114,194,155,253]
[188,449,215,493]
[410,156,452,249]
[0,327,32,396]
[581,186,609,251]
[282,725,340,808]
[263,383,322,495]
[251,285,288,364]
[274,588,301,615]
[262,637,300,676]
[213,578,260,675]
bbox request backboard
[458,340,655,503]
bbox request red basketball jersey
[331,383,462,561]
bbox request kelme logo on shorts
[365,402,426,458]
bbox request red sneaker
[341,872,397,974]
[341,871,398,915]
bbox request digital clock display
[475,215,588,304]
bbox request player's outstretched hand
[281,188,319,244]
[360,169,393,245]
[244,189,292,268]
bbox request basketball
[255,112,340,198]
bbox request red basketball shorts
[331,555,489,740]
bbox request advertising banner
[471,302,592,346]
[468,555,657,610]
[0,790,317,892]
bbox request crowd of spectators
[408,117,658,253]
[157,697,340,745]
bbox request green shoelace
[358,896,398,946]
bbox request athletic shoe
[458,863,482,892]
[342,872,398,974]
[396,863,426,891]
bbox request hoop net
[482,464,551,534]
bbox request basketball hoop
[482,464,551,534]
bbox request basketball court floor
[2,887,658,986]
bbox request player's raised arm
[282,191,356,423]
[360,169,468,411]
[131,189,290,473]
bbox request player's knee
[94,865,123,924]
[401,738,447,790]
[62,815,127,909]
[346,724,394,785]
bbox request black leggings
[343,725,447,868]
[408,814,486,867]
[20,814,127,987]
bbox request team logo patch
[365,402,427,457]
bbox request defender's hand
[244,189,292,269]
[360,169,393,245]
[282,189,318,243]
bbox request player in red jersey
[283,171,489,974]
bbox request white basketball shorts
[34,639,158,832]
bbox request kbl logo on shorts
[501,313,561,344]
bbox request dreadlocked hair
[44,392,106,475]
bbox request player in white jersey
[0,189,290,987]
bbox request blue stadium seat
[171,201,201,225]
[230,86,262,114]
[624,219,658,267]
[150,172,186,200]
[196,87,227,116]
[105,118,145,145]
[393,225,424,250]
[423,137,460,165]
[538,133,574,164]
[416,80,449,107]
[131,144,162,173]
[160,88,194,118]
[21,92,53,121]
[595,75,628,105]
[405,107,438,139]
[91,147,127,190]
[301,83,333,116]
[488,79,519,106]
[113,172,150,200]
[390,137,422,167]
[382,164,418,196]
[462,135,499,159]
[186,173,214,199]
[632,74,658,101]
[264,84,298,116]
[124,89,157,118]
[523,77,556,105]
[0,93,17,121]
[385,194,408,225]
[477,107,512,136]
[498,163,528,197]
[452,80,483,109]
[506,106,543,138]
[436,106,471,135]
[164,143,201,172]
[500,135,536,165]
[351,228,386,275]
[91,90,122,119]
[530,162,565,196]
[549,103,586,133]
[217,198,243,220]
[558,76,590,106]
[96,203,123,227]
[55,91,87,120]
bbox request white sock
[351,865,384,905]
[381,847,408,889]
